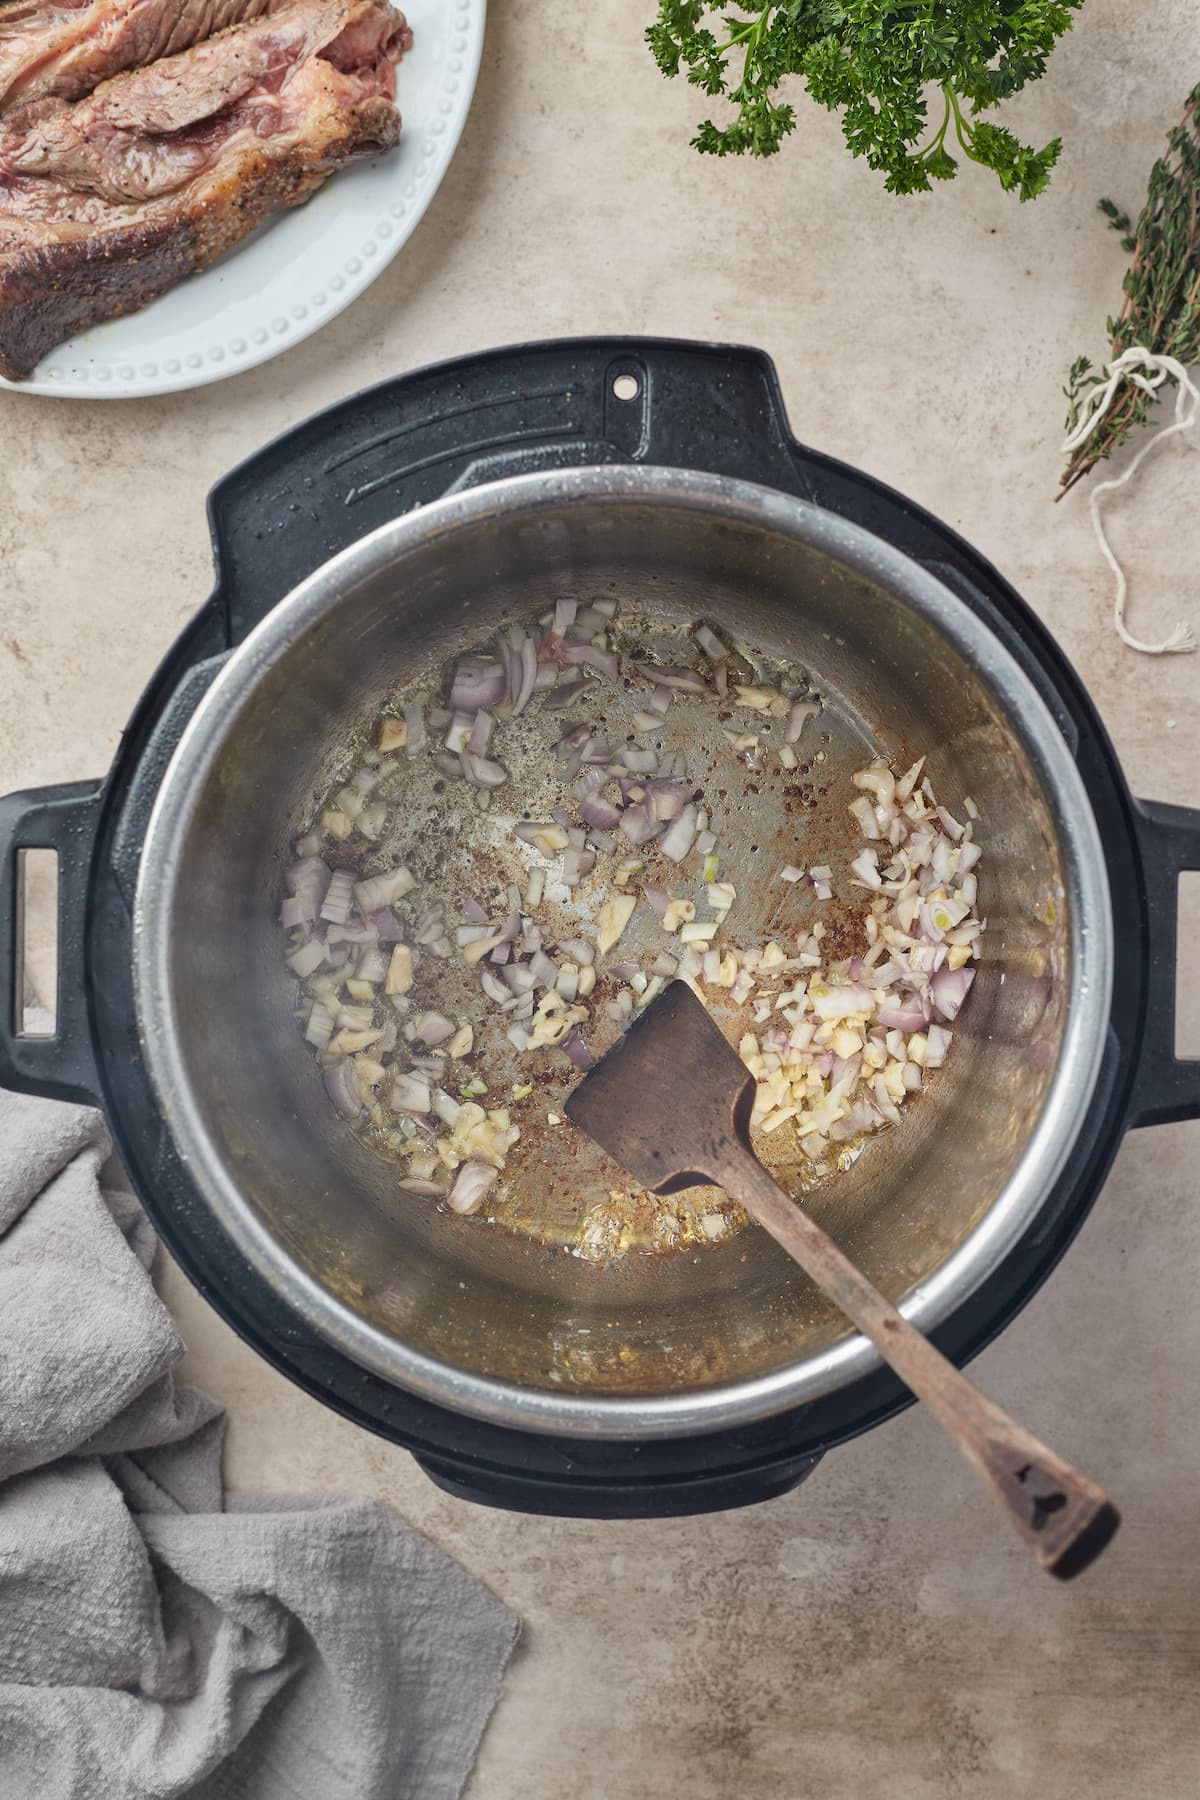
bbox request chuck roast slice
[0,0,408,379]
[0,1,295,115]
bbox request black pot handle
[206,338,808,644]
[0,781,105,1106]
[1130,799,1200,1127]
[201,333,1090,764]
[414,1449,822,1518]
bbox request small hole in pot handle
[612,373,640,401]
[16,848,57,1037]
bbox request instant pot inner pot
[152,489,1071,1403]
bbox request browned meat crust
[0,0,408,379]
[0,1,294,115]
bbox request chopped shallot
[323,1061,361,1118]
[284,596,984,1218]
[448,1161,500,1215]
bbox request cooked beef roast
[0,1,405,199]
[0,0,409,379]
[0,1,290,115]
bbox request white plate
[1,0,485,400]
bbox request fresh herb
[1061,83,1200,495]
[646,1,1083,198]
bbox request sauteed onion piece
[280,595,985,1214]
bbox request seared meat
[0,0,408,379]
[0,0,408,200]
[0,1,294,115]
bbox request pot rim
[134,464,1113,1440]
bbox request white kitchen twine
[1060,344,1198,655]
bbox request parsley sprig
[647,1,1084,199]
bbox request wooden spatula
[565,980,1118,1578]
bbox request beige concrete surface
[2,2,1199,1794]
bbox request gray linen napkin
[0,1081,519,1800]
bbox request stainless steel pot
[132,462,1113,1439]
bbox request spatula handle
[712,1142,1118,1578]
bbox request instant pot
[3,339,1197,1515]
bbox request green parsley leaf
[646,0,1085,197]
